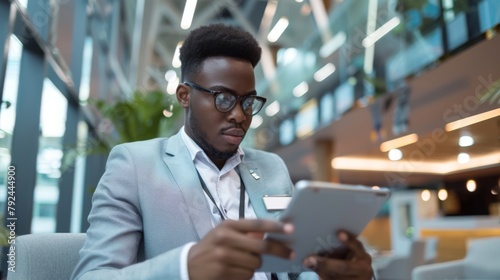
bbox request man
[72,23,373,280]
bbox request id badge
[262,195,292,211]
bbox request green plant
[91,90,182,153]
[61,90,181,172]
[0,216,9,247]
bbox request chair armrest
[412,260,464,280]
[375,255,411,279]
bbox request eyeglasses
[184,82,266,116]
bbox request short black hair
[179,23,262,81]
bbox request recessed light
[459,135,474,147]
[466,180,476,192]
[421,190,431,201]
[388,149,403,161]
[457,153,470,164]
[438,189,448,201]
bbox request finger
[246,231,265,239]
[261,238,294,259]
[212,246,263,270]
[221,219,293,235]
[337,230,370,260]
[211,225,293,258]
[247,223,294,239]
[304,256,364,277]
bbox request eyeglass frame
[183,81,267,116]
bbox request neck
[210,158,226,170]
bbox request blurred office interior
[0,0,499,278]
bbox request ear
[176,83,190,108]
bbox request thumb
[303,256,322,271]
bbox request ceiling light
[388,149,403,161]
[180,0,197,30]
[380,133,418,152]
[292,82,309,97]
[459,135,474,147]
[164,70,176,82]
[457,152,470,164]
[265,101,280,116]
[492,188,499,195]
[250,115,263,129]
[362,17,401,48]
[267,17,289,43]
[314,63,336,82]
[421,190,431,201]
[332,151,500,174]
[166,76,179,95]
[319,32,346,57]
[438,189,448,201]
[363,0,378,75]
[372,186,380,189]
[445,108,500,131]
[466,179,476,192]
[172,42,182,68]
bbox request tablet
[258,180,391,272]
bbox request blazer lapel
[238,162,283,220]
[162,133,213,239]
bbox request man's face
[181,56,256,164]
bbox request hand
[188,219,294,280]
[303,231,373,280]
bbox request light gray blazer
[71,132,317,280]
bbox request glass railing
[254,0,499,150]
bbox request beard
[188,111,237,161]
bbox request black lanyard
[196,169,245,220]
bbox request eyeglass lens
[215,92,262,115]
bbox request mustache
[221,125,246,133]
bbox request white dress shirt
[179,127,270,280]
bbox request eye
[242,97,254,108]
[215,92,235,110]
[244,97,263,114]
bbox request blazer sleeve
[71,144,183,280]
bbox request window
[32,78,68,233]
[0,35,23,217]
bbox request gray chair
[412,236,500,280]
[375,239,427,280]
[423,237,438,265]
[7,233,86,280]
